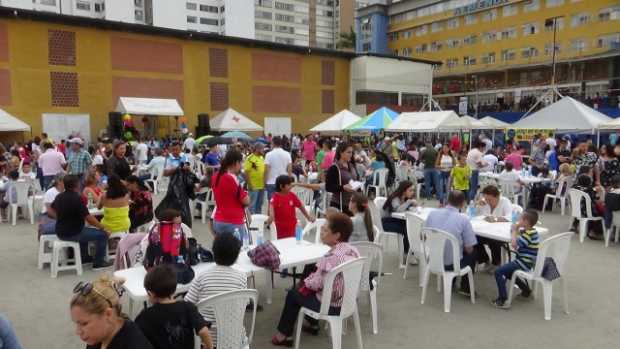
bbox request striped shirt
[515,228,540,271]
[67,150,92,175]
[304,242,360,307]
[184,265,247,347]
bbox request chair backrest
[424,227,462,273]
[405,212,425,255]
[554,177,570,197]
[350,241,383,292]
[395,165,409,182]
[512,204,523,215]
[14,181,30,205]
[318,257,366,317]
[370,197,386,232]
[195,289,258,349]
[292,186,313,207]
[499,179,519,198]
[301,218,326,243]
[249,214,269,243]
[376,168,389,187]
[612,210,620,228]
[532,232,573,278]
[568,188,593,219]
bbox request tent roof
[480,116,511,129]
[310,109,361,132]
[386,111,462,132]
[115,97,184,116]
[0,109,30,132]
[441,115,486,130]
[512,97,612,132]
[346,107,398,131]
[210,108,263,132]
[598,118,620,130]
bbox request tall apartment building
[357,0,620,114]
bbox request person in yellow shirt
[244,143,266,214]
[450,153,472,199]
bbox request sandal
[271,336,293,347]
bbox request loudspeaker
[198,113,210,127]
[108,112,123,139]
[195,126,210,137]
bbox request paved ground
[1,200,620,349]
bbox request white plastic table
[479,171,551,185]
[114,238,330,316]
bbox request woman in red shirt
[267,175,314,239]
[211,150,250,236]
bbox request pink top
[301,140,317,161]
[38,149,66,176]
[320,151,335,170]
[304,242,360,307]
[505,152,523,170]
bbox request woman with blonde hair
[70,275,153,348]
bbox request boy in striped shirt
[492,209,540,309]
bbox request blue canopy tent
[345,107,399,132]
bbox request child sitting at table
[267,175,315,239]
[348,192,374,242]
[136,264,213,349]
[450,153,471,198]
[492,209,540,309]
[498,161,523,193]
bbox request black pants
[381,217,410,253]
[277,289,341,337]
[475,237,503,266]
[445,250,477,291]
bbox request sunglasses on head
[73,281,124,307]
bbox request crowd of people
[1,126,620,349]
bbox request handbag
[541,257,561,281]
[247,241,281,270]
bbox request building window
[571,39,587,51]
[463,56,476,66]
[501,27,516,40]
[275,37,295,45]
[221,6,225,13]
[431,22,443,33]
[187,16,197,23]
[544,17,564,31]
[501,49,516,61]
[430,41,443,52]
[546,0,564,7]
[255,22,273,31]
[76,1,90,10]
[597,34,620,48]
[463,34,477,45]
[255,0,272,7]
[415,25,427,36]
[446,58,458,68]
[94,3,104,12]
[482,9,497,22]
[362,42,371,51]
[256,10,272,19]
[275,25,294,34]
[571,13,590,27]
[447,18,459,29]
[187,2,197,10]
[275,13,295,22]
[446,38,460,48]
[415,44,427,54]
[483,31,497,42]
[544,43,561,55]
[464,14,477,25]
[40,0,56,5]
[135,10,144,21]
[200,5,219,13]
[521,47,539,58]
[482,52,495,64]
[200,18,218,25]
[598,7,620,21]
[402,47,412,57]
[134,0,143,6]
[522,23,538,36]
[523,0,539,12]
[275,1,294,11]
[355,91,398,106]
[503,4,517,17]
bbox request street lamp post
[472,75,479,118]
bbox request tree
[337,26,356,50]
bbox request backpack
[143,221,195,284]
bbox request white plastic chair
[107,232,128,261]
[604,210,620,248]
[542,177,570,215]
[10,181,34,225]
[420,228,475,313]
[568,189,604,243]
[506,232,573,320]
[51,240,82,278]
[499,179,524,206]
[144,165,164,195]
[293,258,365,349]
[366,168,389,198]
[292,186,313,208]
[512,204,524,215]
[38,235,58,269]
[248,214,269,244]
[404,212,427,286]
[350,240,383,335]
[195,189,215,224]
[371,197,404,269]
[194,289,258,349]
[301,218,327,244]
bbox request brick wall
[322,90,334,113]
[252,52,301,83]
[322,60,335,85]
[210,82,228,111]
[50,72,79,106]
[48,29,76,66]
[253,86,301,113]
[0,22,7,62]
[209,48,228,78]
[0,69,11,105]
[110,36,183,74]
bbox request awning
[310,109,361,133]
[210,108,263,132]
[0,109,30,132]
[115,97,184,116]
[386,111,462,132]
[512,97,612,132]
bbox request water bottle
[467,201,475,219]
[87,192,94,209]
[242,229,249,250]
[256,232,264,246]
[234,228,241,242]
[511,210,519,224]
[295,224,303,244]
[177,255,185,264]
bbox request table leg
[264,269,273,305]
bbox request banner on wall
[507,128,553,142]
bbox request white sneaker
[408,255,419,266]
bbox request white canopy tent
[386,111,463,132]
[116,97,184,116]
[442,115,487,130]
[210,108,263,132]
[310,109,361,133]
[512,97,612,133]
[480,116,510,129]
[598,118,620,130]
[0,109,30,132]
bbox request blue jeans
[41,175,55,191]
[248,189,265,214]
[423,169,440,200]
[468,170,479,201]
[266,184,277,201]
[494,261,531,301]
[60,227,108,266]
[212,221,248,237]
[0,314,22,349]
[438,171,450,204]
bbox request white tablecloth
[479,171,551,185]
[114,238,330,313]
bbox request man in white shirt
[264,136,292,200]
[545,133,557,149]
[480,134,493,153]
[466,141,486,201]
[38,142,66,190]
[481,151,499,173]
[475,185,514,270]
[135,139,149,165]
[183,133,196,152]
